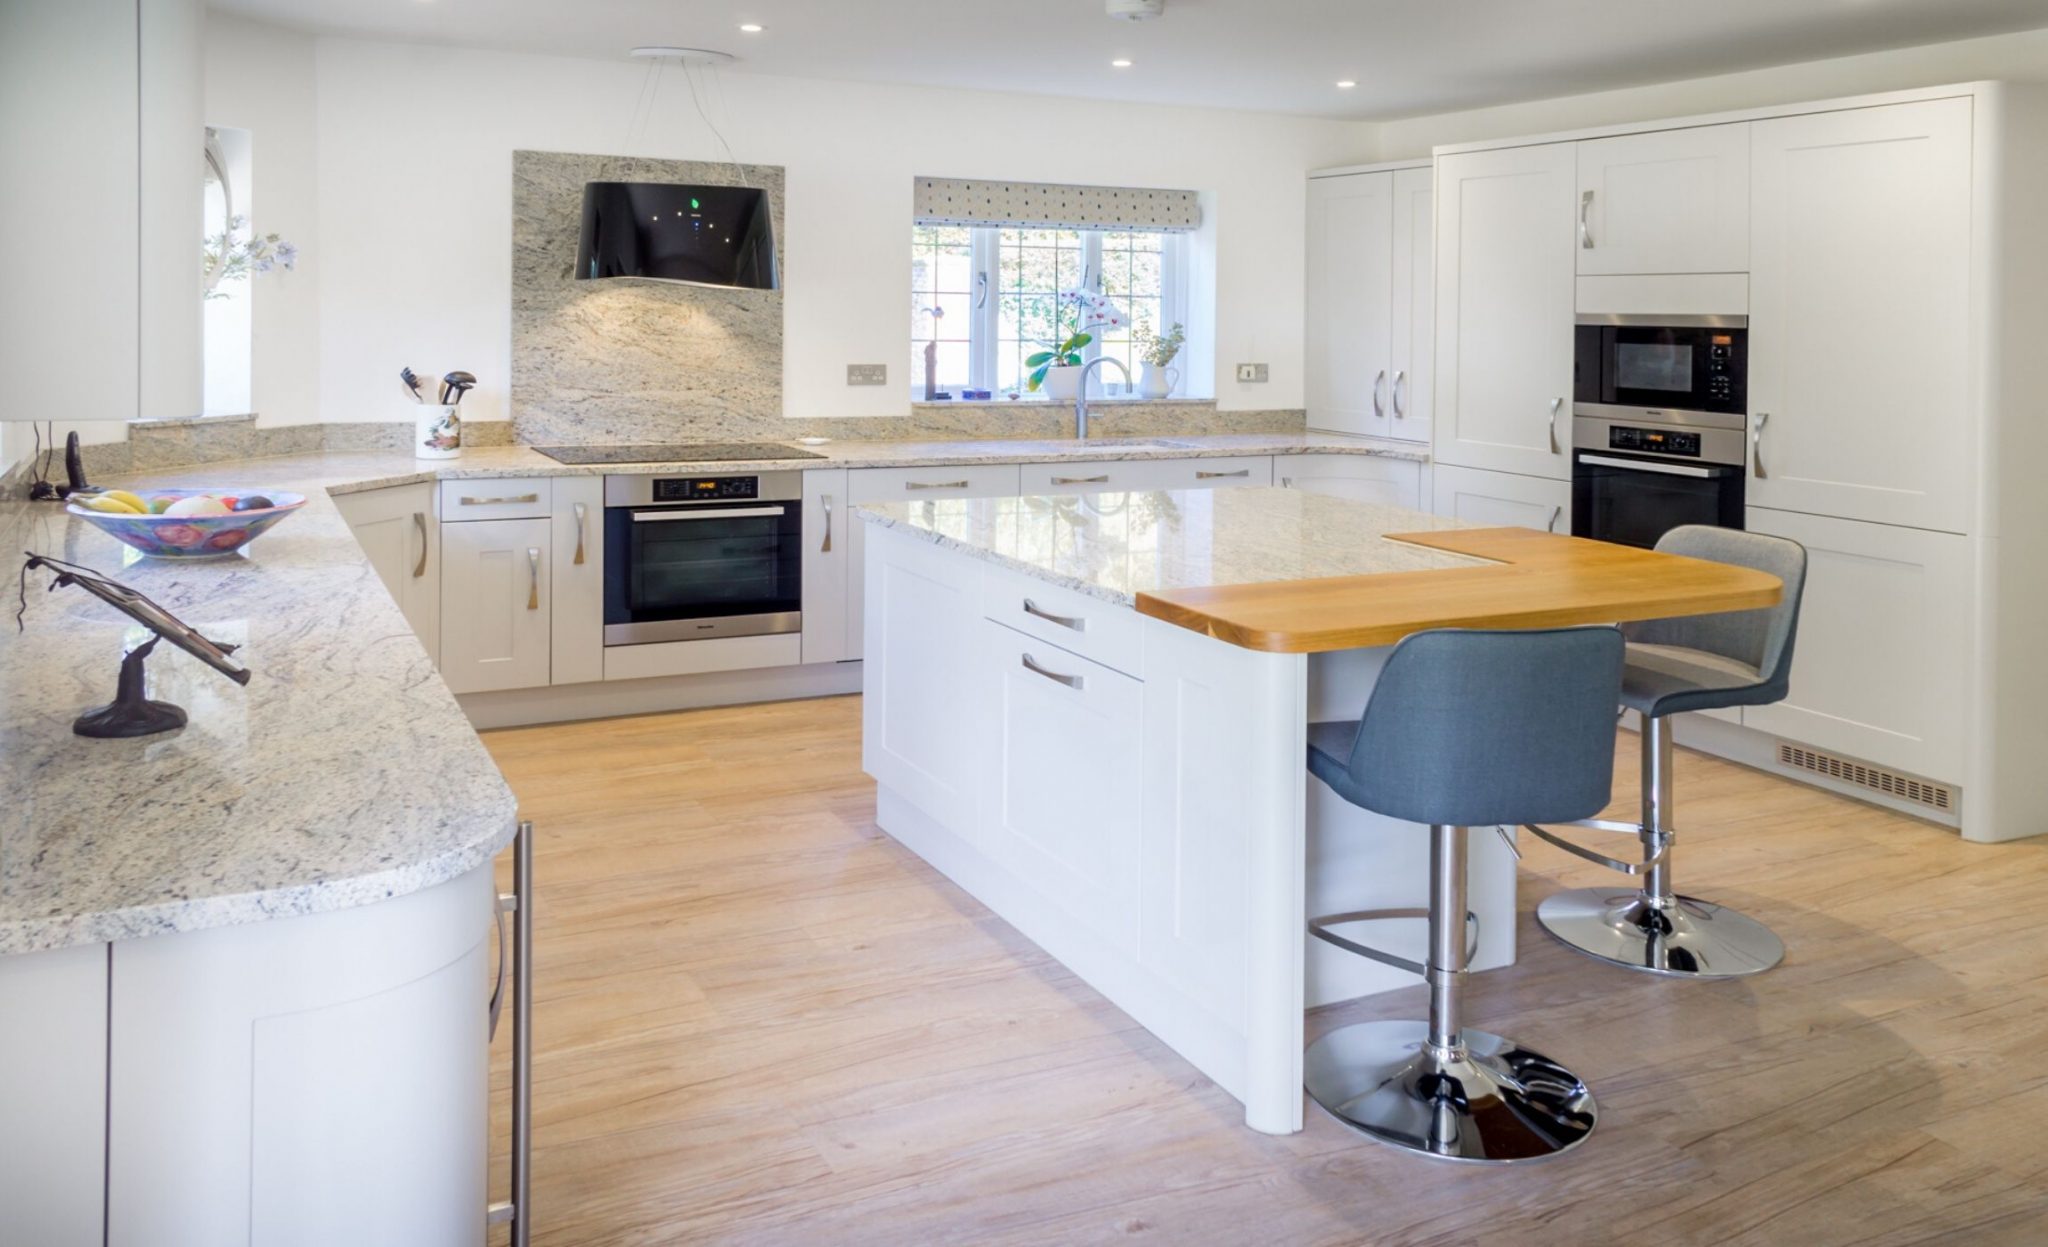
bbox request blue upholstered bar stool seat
[1527,525,1808,978]
[1303,626,1626,1163]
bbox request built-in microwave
[1574,314,1747,429]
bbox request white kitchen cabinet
[1433,141,1577,479]
[1279,454,1424,510]
[1747,98,1973,534]
[0,942,107,1247]
[333,483,440,665]
[1388,165,1434,443]
[801,468,852,664]
[1306,171,1395,439]
[977,619,1144,954]
[1432,463,1570,532]
[550,475,604,686]
[846,463,1022,662]
[1145,455,1273,490]
[1742,507,1970,783]
[1575,124,1750,275]
[440,518,552,694]
[1019,456,1272,495]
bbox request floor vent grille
[1775,742,1953,811]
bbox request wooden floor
[482,695,2048,1246]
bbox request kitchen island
[856,487,1780,1134]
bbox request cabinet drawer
[848,463,1020,502]
[1019,459,1157,494]
[1145,456,1272,490]
[439,478,552,522]
[440,475,552,518]
[980,560,1143,679]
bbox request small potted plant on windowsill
[1027,290,1127,402]
[1138,322,1185,399]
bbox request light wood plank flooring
[483,695,2048,1246]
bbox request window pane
[934,246,972,292]
[1130,251,1162,298]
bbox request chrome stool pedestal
[1305,824,1597,1163]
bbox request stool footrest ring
[1523,819,1669,876]
[1308,907,1480,977]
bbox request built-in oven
[1572,414,1746,549]
[1574,313,1747,426]
[603,472,802,646]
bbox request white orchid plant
[1025,289,1129,391]
[203,215,298,299]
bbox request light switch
[1236,363,1269,383]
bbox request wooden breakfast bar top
[1135,526,1784,654]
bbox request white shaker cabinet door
[550,475,604,686]
[333,483,440,665]
[439,517,552,694]
[801,468,852,664]
[1305,171,1395,438]
[1747,98,1973,534]
[1742,507,1970,784]
[846,464,1021,662]
[1576,123,1750,275]
[1388,165,1434,444]
[1432,464,1571,533]
[1433,142,1578,480]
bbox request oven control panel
[1608,426,1701,457]
[651,476,760,502]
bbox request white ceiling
[208,0,2048,120]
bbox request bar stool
[1303,626,1626,1163]
[1528,525,1808,978]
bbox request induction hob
[530,442,830,465]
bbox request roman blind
[913,176,1202,233]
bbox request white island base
[861,521,1515,1135]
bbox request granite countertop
[0,431,1423,955]
[321,431,1428,495]
[856,488,1489,605]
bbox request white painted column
[1240,648,1309,1135]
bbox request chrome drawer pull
[1022,598,1087,632]
[572,501,587,565]
[526,548,540,610]
[1196,469,1250,480]
[460,493,540,506]
[1547,505,1562,534]
[1051,475,1111,485]
[1392,370,1407,419]
[411,512,428,578]
[905,479,970,491]
[1022,653,1085,691]
[1371,369,1387,420]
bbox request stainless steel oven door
[603,495,803,646]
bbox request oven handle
[630,506,788,522]
[1577,453,1722,479]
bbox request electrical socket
[847,364,888,386]
[1236,363,1269,383]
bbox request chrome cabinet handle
[1548,396,1564,454]
[905,479,969,491]
[411,512,428,578]
[1753,411,1770,478]
[1022,598,1087,632]
[1280,476,1294,488]
[460,493,540,507]
[820,494,834,554]
[1580,189,1595,249]
[1547,505,1562,533]
[1051,474,1110,485]
[1391,370,1407,419]
[1022,652,1085,690]
[571,501,587,565]
[1196,469,1250,480]
[525,548,540,610]
[1371,369,1387,420]
[486,820,534,1245]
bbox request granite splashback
[512,150,786,446]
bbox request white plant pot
[1140,363,1181,399]
[415,405,462,459]
[1040,364,1083,403]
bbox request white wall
[312,38,1372,425]
[204,14,321,427]
[1373,27,2048,157]
[138,0,204,423]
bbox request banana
[102,489,149,513]
[82,494,143,515]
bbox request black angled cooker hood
[576,182,779,290]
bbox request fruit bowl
[67,488,307,559]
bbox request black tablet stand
[73,632,189,738]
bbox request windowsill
[910,396,1215,408]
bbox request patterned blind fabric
[913,176,1202,233]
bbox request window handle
[974,271,988,310]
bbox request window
[910,224,1187,400]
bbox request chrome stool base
[1304,1020,1597,1164]
[1538,888,1785,978]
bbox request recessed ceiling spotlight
[1112,58,1133,68]
[1336,80,1356,89]
[738,23,763,33]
